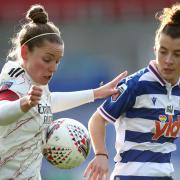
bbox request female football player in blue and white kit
[0,4,127,180]
[84,3,180,180]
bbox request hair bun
[171,10,180,25]
[26,4,48,24]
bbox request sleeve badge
[111,83,127,102]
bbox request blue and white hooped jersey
[98,60,180,179]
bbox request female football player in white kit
[84,3,180,180]
[0,4,127,180]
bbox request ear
[21,45,28,61]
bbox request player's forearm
[0,100,25,125]
[88,111,108,155]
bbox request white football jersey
[0,61,52,180]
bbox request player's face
[22,41,64,85]
[155,33,180,85]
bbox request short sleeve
[98,77,137,123]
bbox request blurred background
[0,0,179,179]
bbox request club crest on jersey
[0,81,13,91]
[165,105,174,115]
[111,83,127,101]
[152,115,180,140]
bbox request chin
[37,80,49,85]
[162,73,172,79]
[164,76,177,85]
[41,81,49,85]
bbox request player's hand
[93,71,128,99]
[20,85,43,112]
[83,156,109,180]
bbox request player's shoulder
[123,67,148,87]
[0,61,30,96]
[0,61,24,79]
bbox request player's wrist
[95,153,109,159]
[20,97,32,112]
[93,88,98,100]
[93,87,102,100]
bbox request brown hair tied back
[155,3,180,43]
[157,3,180,26]
[26,4,48,24]
[7,4,63,61]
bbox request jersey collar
[148,60,180,87]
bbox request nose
[165,54,173,64]
[49,62,58,73]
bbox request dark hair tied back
[26,4,48,24]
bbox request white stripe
[139,71,157,82]
[121,141,176,153]
[122,117,180,136]
[124,117,154,133]
[111,162,174,177]
[134,94,180,110]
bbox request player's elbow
[88,111,106,131]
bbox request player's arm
[0,99,25,125]
[88,111,109,155]
[84,111,109,180]
[51,71,127,113]
[0,85,42,125]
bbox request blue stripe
[125,130,176,143]
[173,86,180,96]
[136,74,179,96]
[136,81,166,95]
[114,175,173,180]
[120,149,171,163]
[126,108,180,121]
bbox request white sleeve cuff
[51,89,94,113]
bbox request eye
[159,50,167,55]
[174,53,180,57]
[43,58,51,63]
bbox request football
[43,118,91,169]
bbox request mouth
[44,75,52,80]
[163,68,174,74]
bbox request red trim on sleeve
[0,90,19,101]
